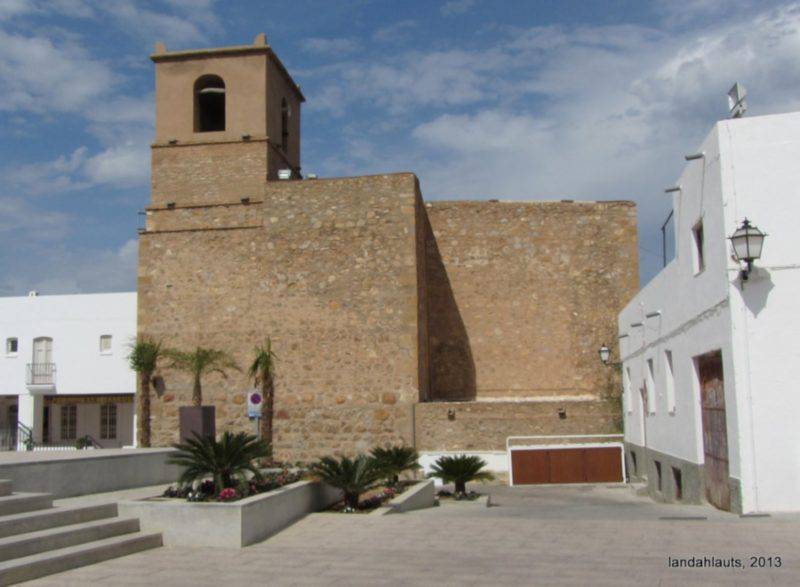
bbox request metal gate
[697,350,731,511]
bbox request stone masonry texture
[139,174,637,459]
[139,41,639,461]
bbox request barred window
[101,404,117,440]
[60,405,77,440]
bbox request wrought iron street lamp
[729,218,767,281]
[598,344,611,365]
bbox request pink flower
[218,488,238,502]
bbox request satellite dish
[728,83,747,118]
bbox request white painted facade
[0,292,137,449]
[619,111,800,513]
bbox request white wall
[719,113,800,512]
[619,122,734,470]
[620,111,800,513]
[0,292,136,398]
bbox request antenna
[728,82,747,118]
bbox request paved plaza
[22,484,800,586]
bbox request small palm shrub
[309,455,383,510]
[168,431,269,496]
[427,455,494,495]
[165,347,239,407]
[370,445,421,486]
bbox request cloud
[0,28,116,113]
[301,37,360,55]
[372,20,416,43]
[98,0,219,48]
[306,3,800,284]
[0,0,34,20]
[441,0,476,17]
[0,196,71,240]
[0,237,138,295]
[83,141,149,187]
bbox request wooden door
[697,350,731,511]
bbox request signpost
[247,389,262,436]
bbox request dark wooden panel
[584,446,623,482]
[511,449,549,484]
[697,350,730,511]
[548,448,586,484]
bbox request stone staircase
[0,479,161,585]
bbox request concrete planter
[0,449,181,498]
[118,480,339,547]
[373,479,436,515]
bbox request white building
[618,111,800,514]
[0,292,137,450]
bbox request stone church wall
[139,173,427,461]
[424,200,639,402]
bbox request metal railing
[26,362,56,386]
[0,423,101,452]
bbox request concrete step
[0,531,162,586]
[0,495,52,518]
[0,504,117,539]
[0,483,12,498]
[0,517,141,562]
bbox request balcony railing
[26,362,56,386]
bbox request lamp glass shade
[730,219,765,263]
[598,345,611,364]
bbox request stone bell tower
[150,33,304,207]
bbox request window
[692,220,705,274]
[280,98,289,153]
[645,358,656,415]
[655,460,663,492]
[100,404,117,440]
[194,75,226,132]
[5,338,17,355]
[623,367,632,413]
[60,405,77,440]
[99,335,112,354]
[664,350,676,414]
[673,467,683,500]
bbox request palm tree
[247,339,277,452]
[165,347,239,407]
[309,455,383,510]
[168,431,269,495]
[127,336,164,447]
[370,445,421,486]
[427,455,494,495]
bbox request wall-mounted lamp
[730,218,767,281]
[241,134,251,141]
[447,408,456,421]
[598,344,622,367]
[166,201,176,210]
[168,139,178,145]
[557,407,567,420]
[240,197,251,205]
[684,151,705,161]
[664,185,682,194]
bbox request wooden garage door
[511,446,623,485]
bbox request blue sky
[2,0,799,295]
